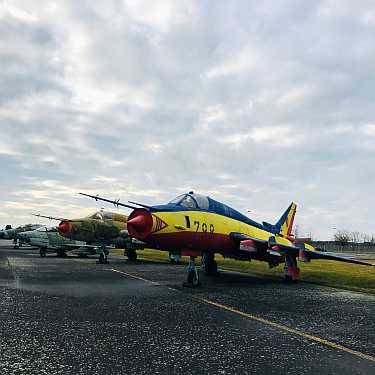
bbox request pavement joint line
[109,267,375,364]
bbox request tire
[40,248,46,257]
[204,260,218,275]
[127,251,137,262]
[187,270,200,287]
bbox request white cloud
[361,124,375,136]
[1,1,375,239]
[0,1,38,22]
[206,47,259,79]
[123,0,196,33]
[276,85,316,107]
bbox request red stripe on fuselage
[146,231,236,253]
[145,231,284,265]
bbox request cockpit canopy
[168,192,263,230]
[87,211,114,220]
[169,193,210,210]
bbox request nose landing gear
[39,247,47,257]
[183,256,201,288]
[97,247,109,264]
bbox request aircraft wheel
[186,269,200,288]
[97,253,104,264]
[202,255,218,275]
[127,250,137,262]
[39,248,47,257]
[205,260,218,275]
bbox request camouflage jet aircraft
[34,210,141,263]
[81,191,374,287]
[0,224,44,248]
[17,226,96,257]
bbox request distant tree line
[333,230,375,245]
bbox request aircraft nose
[127,216,148,231]
[127,209,153,239]
[58,221,70,236]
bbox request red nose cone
[127,209,153,239]
[127,216,148,231]
[58,221,70,235]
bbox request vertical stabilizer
[275,202,297,237]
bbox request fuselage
[57,211,128,245]
[19,227,86,250]
[0,224,43,240]
[127,193,293,261]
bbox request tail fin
[276,202,296,236]
[263,202,297,236]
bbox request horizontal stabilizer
[303,249,374,267]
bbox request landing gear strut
[39,247,47,257]
[97,247,109,264]
[126,250,137,262]
[284,255,300,283]
[201,252,218,275]
[183,256,200,288]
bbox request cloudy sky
[1,0,375,239]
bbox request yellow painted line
[109,267,375,363]
[197,298,375,363]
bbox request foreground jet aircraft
[0,224,44,248]
[81,191,374,287]
[33,210,139,263]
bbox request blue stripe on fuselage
[151,201,274,233]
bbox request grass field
[111,249,375,295]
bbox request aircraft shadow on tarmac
[25,249,289,287]
[121,258,285,287]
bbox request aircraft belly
[30,239,48,247]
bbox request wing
[230,232,374,267]
[301,247,374,267]
[63,243,97,249]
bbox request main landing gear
[125,249,138,262]
[201,252,218,275]
[183,256,201,288]
[39,247,47,257]
[97,247,109,264]
[284,255,300,283]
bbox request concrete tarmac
[0,241,374,375]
